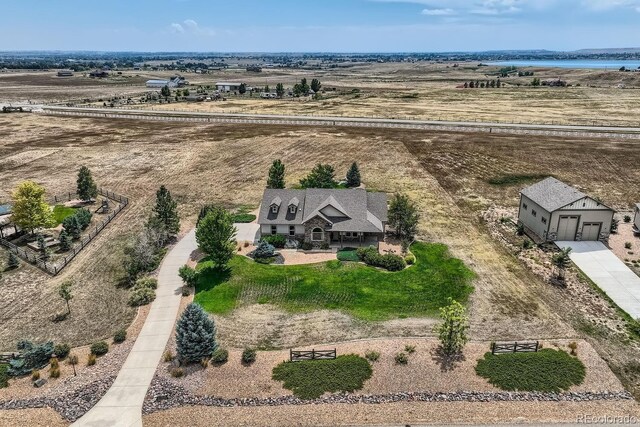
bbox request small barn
[518,177,615,242]
[216,82,243,92]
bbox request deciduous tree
[300,164,337,189]
[11,181,55,235]
[196,207,237,269]
[276,83,285,98]
[267,159,286,189]
[437,299,469,356]
[58,280,73,315]
[77,166,98,202]
[388,193,420,242]
[310,78,321,93]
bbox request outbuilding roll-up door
[557,216,579,241]
[582,222,602,241]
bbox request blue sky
[1,0,639,52]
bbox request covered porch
[329,231,382,248]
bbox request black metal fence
[491,341,539,355]
[290,348,337,362]
[0,353,16,364]
[0,188,129,276]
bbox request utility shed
[518,177,615,242]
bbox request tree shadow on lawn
[195,262,231,293]
[431,345,466,372]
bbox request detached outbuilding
[633,203,640,235]
[518,177,615,242]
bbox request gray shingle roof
[520,177,586,212]
[258,188,387,232]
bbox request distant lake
[489,60,640,70]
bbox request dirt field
[2,112,640,395]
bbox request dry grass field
[2,111,640,396]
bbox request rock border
[142,376,634,415]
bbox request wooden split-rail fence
[0,188,128,276]
[290,348,337,362]
[491,341,539,355]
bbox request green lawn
[0,364,8,389]
[272,354,372,399]
[52,205,77,225]
[194,242,474,320]
[475,349,586,392]
[231,213,257,223]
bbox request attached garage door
[582,222,601,241]
[557,216,579,241]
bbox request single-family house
[633,203,640,235]
[216,82,244,92]
[57,70,74,77]
[518,177,615,242]
[257,188,388,248]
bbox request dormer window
[289,205,296,214]
[271,205,278,214]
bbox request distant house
[216,82,244,92]
[257,188,388,248]
[57,70,73,77]
[518,177,615,242]
[146,76,187,88]
[633,204,640,235]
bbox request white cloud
[168,19,214,36]
[421,8,456,15]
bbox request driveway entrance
[556,241,640,319]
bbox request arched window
[311,227,324,241]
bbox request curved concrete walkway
[72,229,197,427]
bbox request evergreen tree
[176,303,218,363]
[238,83,247,94]
[438,299,469,356]
[300,164,337,189]
[58,230,72,251]
[264,84,270,93]
[62,215,82,239]
[345,162,361,188]
[276,83,285,98]
[267,159,286,189]
[11,181,55,235]
[300,78,310,95]
[77,166,98,202]
[152,185,180,237]
[310,78,322,93]
[7,252,20,270]
[196,207,237,269]
[161,85,171,98]
[552,247,572,282]
[388,193,420,242]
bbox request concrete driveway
[235,222,260,243]
[557,241,640,320]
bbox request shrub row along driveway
[194,242,475,320]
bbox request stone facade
[304,216,331,248]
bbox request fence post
[513,342,517,353]
[290,349,292,361]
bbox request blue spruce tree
[176,303,217,363]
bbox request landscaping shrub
[0,365,8,388]
[404,253,416,265]
[242,348,257,364]
[624,215,632,223]
[49,367,60,379]
[404,344,416,354]
[170,367,184,378]
[53,343,70,360]
[211,348,229,364]
[394,352,408,365]
[231,213,256,223]
[90,341,109,356]
[163,351,175,362]
[200,358,209,368]
[87,354,96,366]
[31,369,40,381]
[254,241,276,259]
[357,246,406,271]
[128,286,156,307]
[337,249,359,262]
[135,277,158,290]
[475,349,585,392]
[75,208,93,230]
[568,341,578,356]
[522,239,534,250]
[364,350,380,362]
[7,340,54,377]
[625,242,632,250]
[7,252,20,270]
[49,357,59,369]
[262,234,286,249]
[113,329,127,344]
[272,354,372,399]
[178,265,199,288]
[300,241,313,251]
[320,241,330,250]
